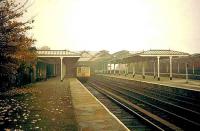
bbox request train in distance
[76,65,90,82]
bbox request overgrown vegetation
[0,0,36,91]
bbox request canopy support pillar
[60,57,63,81]
[169,56,173,80]
[157,56,160,81]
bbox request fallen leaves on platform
[0,80,77,130]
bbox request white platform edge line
[76,79,130,131]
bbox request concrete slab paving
[69,78,129,131]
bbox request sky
[26,0,200,53]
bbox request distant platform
[99,74,200,92]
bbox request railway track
[99,76,200,113]
[105,76,200,106]
[85,76,200,130]
[84,83,165,131]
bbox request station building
[94,50,200,82]
[34,50,80,81]
[29,49,200,83]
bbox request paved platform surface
[100,74,200,91]
[0,78,78,130]
[69,78,129,131]
[1,78,129,130]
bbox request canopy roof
[100,49,190,63]
[37,50,80,57]
[89,50,112,62]
[138,49,189,57]
[122,49,190,63]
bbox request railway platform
[99,74,200,92]
[0,77,129,130]
[69,78,129,131]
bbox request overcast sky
[26,0,200,53]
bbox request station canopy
[171,53,200,63]
[37,50,80,57]
[108,49,190,63]
[110,50,135,63]
[137,50,189,57]
[36,50,81,64]
[77,51,97,62]
[89,50,112,63]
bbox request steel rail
[87,82,182,131]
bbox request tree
[0,0,36,91]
